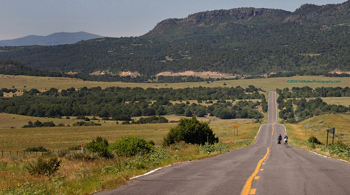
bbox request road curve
[98,91,350,195]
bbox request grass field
[285,114,350,155]
[0,113,261,153]
[321,97,350,107]
[1,74,349,92]
[0,113,261,194]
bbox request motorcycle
[284,138,288,145]
[277,138,281,144]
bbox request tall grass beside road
[0,115,260,194]
[286,114,350,161]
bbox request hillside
[0,1,349,76]
[0,32,102,46]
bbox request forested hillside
[0,1,349,76]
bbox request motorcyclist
[284,135,288,144]
[278,134,282,144]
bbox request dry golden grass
[0,113,262,193]
[1,74,349,91]
[321,97,350,107]
[286,114,350,145]
[0,114,261,153]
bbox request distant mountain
[0,32,103,46]
[0,1,350,76]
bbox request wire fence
[0,149,83,158]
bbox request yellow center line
[241,124,274,195]
[250,189,257,194]
[240,147,270,195]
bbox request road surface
[98,91,350,195]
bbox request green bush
[85,136,111,158]
[198,143,229,153]
[26,157,61,176]
[73,121,101,126]
[133,116,168,124]
[328,141,350,158]
[162,117,218,146]
[109,136,154,157]
[308,136,322,144]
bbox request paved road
[98,91,350,195]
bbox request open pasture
[1,74,349,92]
[286,114,350,146]
[321,97,350,107]
[0,113,260,153]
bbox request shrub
[26,157,61,176]
[133,116,168,124]
[109,136,155,157]
[85,136,111,158]
[24,146,48,152]
[162,117,218,146]
[22,120,56,128]
[198,143,229,153]
[328,141,350,158]
[308,136,322,144]
[73,121,101,126]
[41,121,55,127]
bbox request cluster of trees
[277,87,350,98]
[131,116,169,124]
[0,87,17,97]
[73,121,101,126]
[268,71,350,78]
[277,87,350,122]
[22,120,56,128]
[0,60,77,78]
[0,85,265,120]
[1,60,232,83]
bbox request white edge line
[130,162,189,180]
[255,125,263,139]
[309,151,350,163]
[284,125,349,163]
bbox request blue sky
[0,0,347,40]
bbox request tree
[85,136,111,158]
[163,117,218,146]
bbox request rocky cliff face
[153,8,290,28]
[147,1,350,37]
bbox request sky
[0,0,347,40]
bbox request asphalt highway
[98,91,350,195]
